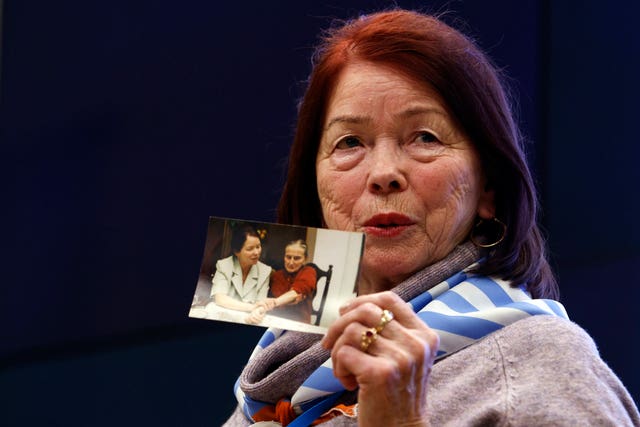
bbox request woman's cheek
[318,178,357,231]
[319,194,352,231]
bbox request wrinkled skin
[316,61,495,425]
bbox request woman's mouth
[362,213,415,237]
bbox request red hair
[277,10,558,299]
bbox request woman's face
[283,244,306,273]
[235,235,262,269]
[316,61,495,291]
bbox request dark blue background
[1,1,638,425]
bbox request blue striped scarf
[235,254,568,425]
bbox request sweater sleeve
[499,316,640,426]
[291,266,317,298]
[210,258,232,297]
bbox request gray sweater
[224,315,639,426]
[223,244,639,426]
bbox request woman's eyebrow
[324,107,446,131]
[324,114,372,131]
[397,106,447,119]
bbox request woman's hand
[246,305,266,324]
[214,293,257,312]
[255,298,278,311]
[321,291,439,427]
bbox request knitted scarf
[234,243,568,425]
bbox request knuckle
[403,333,434,365]
[357,302,381,323]
[419,329,440,356]
[379,290,400,306]
[333,344,349,362]
[429,331,440,353]
[377,360,398,379]
[344,322,363,340]
[394,350,413,373]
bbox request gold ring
[360,327,377,352]
[375,309,394,333]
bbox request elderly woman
[252,240,317,324]
[224,9,640,426]
[210,225,272,312]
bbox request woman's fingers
[321,289,440,415]
[330,320,436,425]
[330,315,437,376]
[256,298,276,311]
[246,306,266,324]
[322,291,425,350]
[341,291,423,326]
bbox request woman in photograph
[222,8,640,426]
[251,240,317,323]
[209,224,272,312]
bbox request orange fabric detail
[252,399,297,426]
[312,403,358,425]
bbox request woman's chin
[361,257,420,292]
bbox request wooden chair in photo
[307,263,333,326]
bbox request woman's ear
[477,187,496,219]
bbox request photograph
[189,217,364,333]
[3,1,639,426]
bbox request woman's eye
[416,131,439,144]
[336,136,362,149]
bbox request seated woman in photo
[250,240,317,324]
[209,224,272,312]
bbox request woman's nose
[366,144,408,194]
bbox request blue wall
[1,1,637,425]
[545,0,640,406]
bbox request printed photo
[189,217,365,333]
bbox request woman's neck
[240,263,253,283]
[284,267,302,277]
[357,271,405,295]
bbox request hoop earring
[470,217,507,248]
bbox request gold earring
[470,217,507,248]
